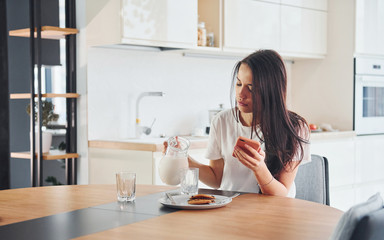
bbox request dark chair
[350,207,384,240]
[330,192,383,240]
[295,154,330,205]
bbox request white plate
[159,194,232,210]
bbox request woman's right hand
[162,140,168,155]
[162,136,181,154]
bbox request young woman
[188,49,310,197]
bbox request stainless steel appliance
[354,57,384,135]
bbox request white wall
[290,0,355,131]
[88,47,238,140]
[87,47,294,140]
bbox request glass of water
[180,168,199,195]
[116,172,136,202]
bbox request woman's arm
[188,155,224,189]
[253,160,299,196]
[233,144,299,196]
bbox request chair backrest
[295,154,330,205]
[330,192,383,240]
[350,207,384,240]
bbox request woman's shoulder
[210,108,236,128]
[213,108,235,122]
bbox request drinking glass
[180,168,199,195]
[116,172,136,202]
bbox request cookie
[187,199,215,205]
[189,194,215,200]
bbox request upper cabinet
[355,0,384,56]
[223,0,280,51]
[280,4,327,56]
[280,0,327,11]
[221,0,327,58]
[86,0,197,48]
[87,0,327,58]
[121,0,197,48]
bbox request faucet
[135,92,165,138]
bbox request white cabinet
[86,0,197,48]
[281,5,327,56]
[311,133,384,211]
[87,0,327,58]
[311,136,356,188]
[280,0,327,11]
[121,0,198,48]
[355,0,384,55]
[223,0,280,51]
[222,0,327,57]
[355,135,384,183]
[88,148,154,185]
[89,147,213,189]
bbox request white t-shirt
[205,109,311,198]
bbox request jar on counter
[207,32,214,47]
[197,22,207,46]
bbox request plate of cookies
[159,193,232,210]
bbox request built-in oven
[354,57,384,135]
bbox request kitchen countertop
[88,136,209,152]
[89,131,356,152]
[310,130,356,141]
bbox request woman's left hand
[233,144,266,172]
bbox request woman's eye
[247,85,253,91]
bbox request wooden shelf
[10,93,80,99]
[9,26,78,40]
[11,150,79,160]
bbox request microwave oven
[354,57,384,135]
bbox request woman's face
[235,63,254,113]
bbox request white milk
[158,156,188,185]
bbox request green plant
[45,176,63,185]
[26,100,59,127]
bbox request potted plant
[26,100,59,153]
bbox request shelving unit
[8,0,78,187]
[9,26,78,40]
[11,151,79,160]
[197,0,222,49]
[10,93,80,99]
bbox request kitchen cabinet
[311,134,356,211]
[121,0,197,48]
[89,0,197,48]
[89,148,154,185]
[355,135,384,183]
[311,135,356,188]
[311,132,384,211]
[280,0,327,11]
[88,139,211,188]
[222,0,327,57]
[223,0,280,51]
[88,0,327,58]
[355,0,384,56]
[281,5,327,56]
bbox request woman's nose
[238,86,248,98]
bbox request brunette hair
[230,49,309,177]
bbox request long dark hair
[230,49,309,177]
